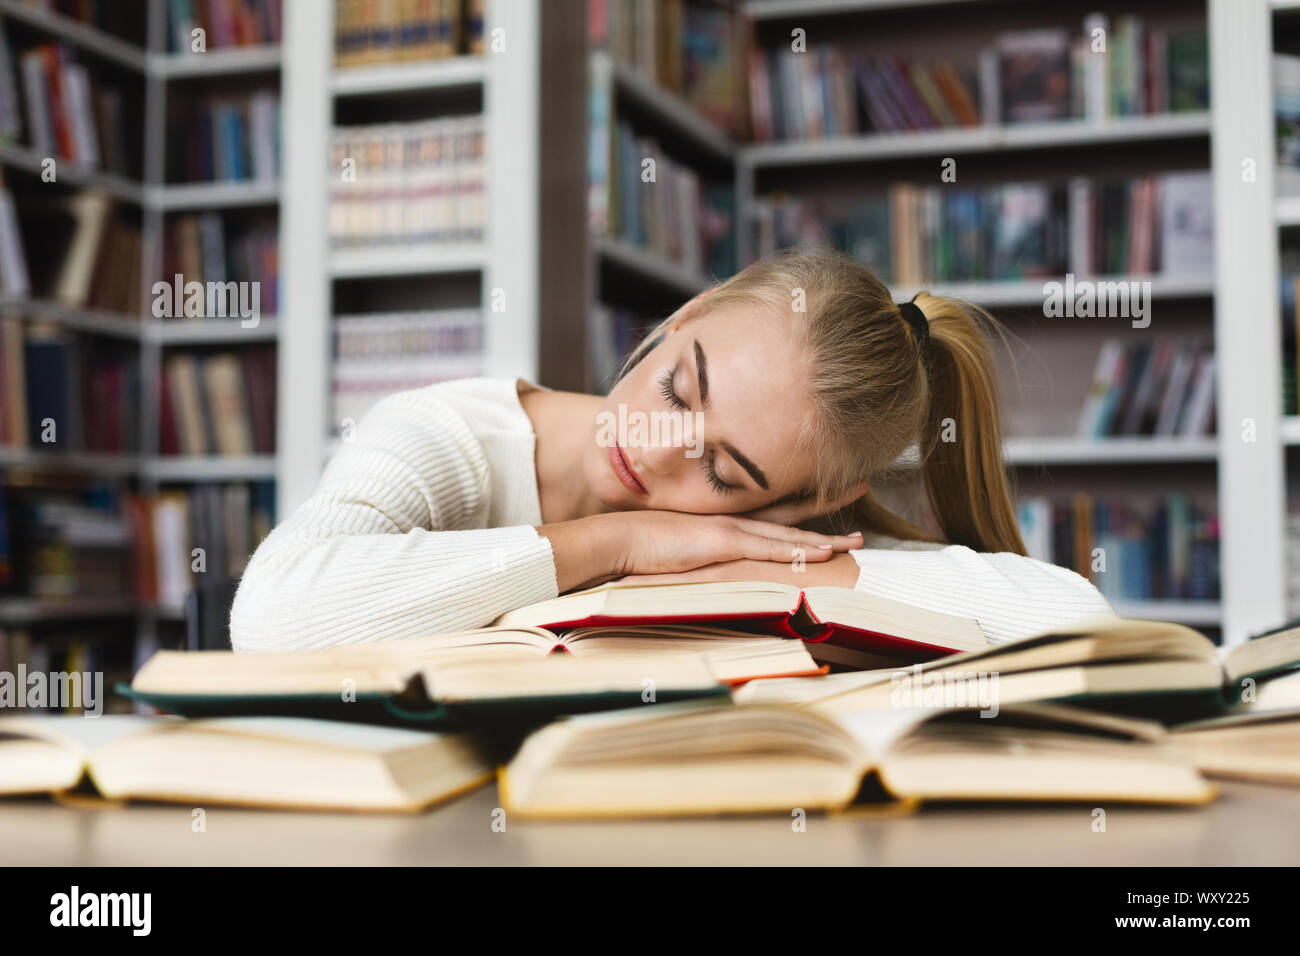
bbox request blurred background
[0,0,1290,711]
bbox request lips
[608,442,648,495]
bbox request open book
[0,715,492,812]
[495,580,988,666]
[1169,708,1300,784]
[499,698,1213,817]
[735,616,1300,721]
[120,626,823,727]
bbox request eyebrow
[694,339,709,408]
[692,338,769,491]
[720,440,769,491]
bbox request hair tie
[896,299,929,352]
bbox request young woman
[230,249,1114,652]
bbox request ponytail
[913,292,1026,555]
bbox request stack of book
[161,213,279,318]
[1075,339,1215,439]
[159,347,276,457]
[753,171,1213,285]
[331,310,483,427]
[169,91,280,184]
[749,16,1208,142]
[165,0,282,53]
[588,63,735,278]
[124,482,275,609]
[0,317,140,453]
[9,38,136,176]
[589,0,747,137]
[334,0,484,67]
[0,479,133,601]
[8,581,1300,813]
[329,117,485,249]
[1018,493,1219,603]
[8,190,143,313]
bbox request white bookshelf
[1209,0,1291,644]
[1003,437,1220,466]
[593,234,714,296]
[0,0,144,70]
[330,56,486,95]
[279,0,541,515]
[745,113,1212,168]
[328,244,487,279]
[151,45,282,78]
[0,142,145,201]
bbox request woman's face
[583,303,820,514]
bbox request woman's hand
[538,511,861,593]
[617,552,861,590]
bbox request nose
[635,440,688,478]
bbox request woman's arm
[229,389,560,652]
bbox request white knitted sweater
[229,378,1115,652]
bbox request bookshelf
[279,0,540,513]
[0,0,284,668]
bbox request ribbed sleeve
[849,544,1117,645]
[228,382,559,652]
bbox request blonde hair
[618,248,1026,555]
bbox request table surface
[3,779,1299,865]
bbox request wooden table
[3,780,1299,865]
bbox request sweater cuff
[445,524,559,611]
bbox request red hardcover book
[495,580,987,669]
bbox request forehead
[690,304,817,491]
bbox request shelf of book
[328,244,487,279]
[1110,599,1222,626]
[0,448,140,476]
[0,0,145,71]
[142,455,278,483]
[1003,436,1219,466]
[152,45,283,78]
[330,56,485,96]
[145,317,280,345]
[744,0,986,18]
[0,299,142,340]
[151,181,281,211]
[0,596,140,625]
[0,143,145,204]
[601,51,735,162]
[593,234,713,296]
[743,112,1212,168]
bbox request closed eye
[658,367,687,410]
[702,449,735,495]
